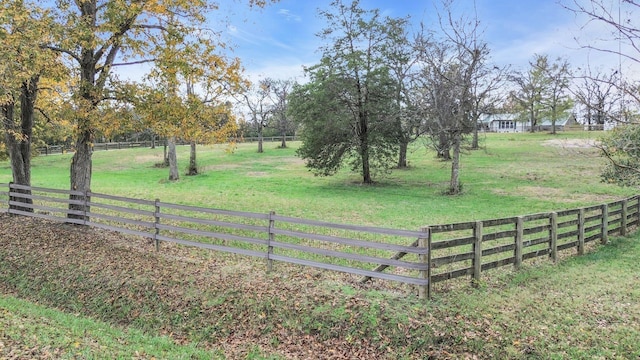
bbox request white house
[480,113,579,133]
[480,113,526,133]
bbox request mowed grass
[0,131,634,229]
[1,131,639,358]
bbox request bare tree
[564,0,640,65]
[265,78,296,149]
[469,65,507,149]
[416,3,489,194]
[241,80,272,153]
[572,68,620,129]
[564,1,640,185]
[564,0,640,107]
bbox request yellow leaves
[6,130,28,142]
[143,0,168,15]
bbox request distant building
[479,113,579,133]
[480,113,525,133]
[536,114,579,132]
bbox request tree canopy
[288,0,402,184]
[28,0,273,217]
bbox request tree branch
[41,44,81,63]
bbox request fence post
[83,190,89,226]
[154,199,160,251]
[550,212,558,262]
[601,203,609,245]
[7,182,13,214]
[267,211,275,272]
[636,196,640,228]
[578,208,585,255]
[621,199,628,236]
[418,226,431,300]
[515,216,523,269]
[637,196,640,228]
[472,221,483,286]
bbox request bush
[600,124,640,186]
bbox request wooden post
[154,199,160,251]
[621,199,628,236]
[7,182,13,214]
[549,212,558,262]
[418,227,430,300]
[578,208,585,255]
[267,211,275,272]
[636,196,640,228]
[515,216,524,269]
[427,231,431,299]
[601,203,609,245]
[83,190,89,226]
[472,221,483,286]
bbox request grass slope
[0,296,216,359]
[0,214,638,359]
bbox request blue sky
[218,0,629,83]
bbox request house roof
[538,114,576,127]
[480,113,519,124]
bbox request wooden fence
[35,136,298,155]
[0,182,637,299]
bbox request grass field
[1,131,639,359]
[1,131,635,228]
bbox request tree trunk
[280,132,287,148]
[151,134,156,149]
[361,143,372,184]
[437,132,451,160]
[529,108,536,133]
[449,132,462,195]
[2,78,38,212]
[163,139,169,166]
[359,112,372,184]
[2,97,33,213]
[257,126,264,153]
[471,121,479,150]
[69,44,100,222]
[397,140,408,168]
[12,78,38,212]
[168,136,179,181]
[187,140,198,175]
[69,127,93,221]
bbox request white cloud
[244,60,312,84]
[277,9,302,22]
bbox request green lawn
[1,131,634,229]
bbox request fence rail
[1,182,637,299]
[35,136,299,155]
